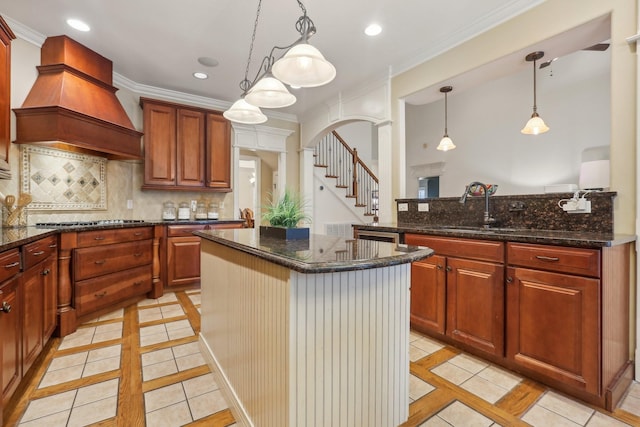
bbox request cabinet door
[43,255,58,341]
[143,102,176,186]
[410,255,446,334]
[167,236,201,287]
[0,16,15,164]
[1,276,20,406]
[506,267,599,394]
[446,257,504,356]
[22,265,44,375]
[205,113,231,190]
[176,108,205,187]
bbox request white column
[377,121,394,224]
[299,148,315,232]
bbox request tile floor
[4,289,640,426]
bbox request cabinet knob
[42,269,50,276]
[436,264,443,270]
[506,276,513,283]
[1,301,11,313]
[446,266,452,272]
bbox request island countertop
[195,228,433,273]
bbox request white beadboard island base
[197,230,432,427]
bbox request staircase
[314,131,379,219]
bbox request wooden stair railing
[314,130,379,218]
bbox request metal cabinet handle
[535,255,560,262]
[4,261,19,269]
[33,250,45,256]
[94,291,107,298]
[133,252,143,257]
[133,281,143,286]
[41,269,50,276]
[446,266,452,272]
[95,260,106,265]
[1,301,11,313]
[436,264,443,270]
[506,276,513,283]
[94,236,105,241]
[49,244,57,248]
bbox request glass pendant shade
[244,76,296,108]
[437,135,456,151]
[272,43,336,88]
[223,98,268,124]
[521,113,549,135]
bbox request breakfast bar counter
[195,229,432,427]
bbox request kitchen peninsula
[196,229,432,427]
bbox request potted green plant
[260,189,310,240]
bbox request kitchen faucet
[460,181,496,228]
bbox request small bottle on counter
[162,201,176,220]
[195,201,208,219]
[208,202,219,219]
[178,202,190,220]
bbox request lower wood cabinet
[0,274,20,408]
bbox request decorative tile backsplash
[21,145,107,210]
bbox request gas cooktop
[36,219,147,228]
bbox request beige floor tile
[437,401,494,427]
[460,376,509,404]
[145,401,193,427]
[188,390,223,420]
[410,331,423,342]
[142,348,175,367]
[172,341,200,358]
[140,331,169,347]
[176,352,206,371]
[619,394,640,416]
[58,333,93,350]
[182,373,219,398]
[47,352,88,371]
[419,415,453,427]
[20,390,76,422]
[431,362,474,385]
[143,359,179,381]
[168,326,195,340]
[522,405,581,427]
[95,322,123,334]
[586,411,632,427]
[67,396,117,427]
[188,294,202,305]
[157,293,178,303]
[448,353,489,374]
[19,409,70,426]
[92,328,122,343]
[625,381,640,399]
[139,306,163,322]
[476,365,522,390]
[412,337,445,355]
[409,374,435,401]
[537,391,594,425]
[410,344,429,362]
[140,324,168,337]
[161,304,184,318]
[165,319,191,331]
[38,365,84,388]
[144,382,186,413]
[82,356,120,377]
[74,378,119,406]
[87,344,121,362]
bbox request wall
[405,48,610,198]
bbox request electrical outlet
[418,203,429,212]
[568,200,591,214]
[398,203,408,212]
[191,200,197,211]
[126,199,133,209]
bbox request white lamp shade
[272,43,336,88]
[437,136,456,151]
[521,115,549,135]
[244,76,296,108]
[223,99,268,124]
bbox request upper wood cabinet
[140,98,231,192]
[0,16,16,166]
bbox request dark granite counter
[354,223,636,248]
[146,219,246,226]
[0,227,59,252]
[195,228,433,273]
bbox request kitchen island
[195,229,433,427]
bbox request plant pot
[259,225,310,240]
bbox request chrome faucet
[460,181,496,228]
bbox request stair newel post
[352,148,359,199]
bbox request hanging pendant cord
[444,91,448,136]
[240,0,263,94]
[532,58,538,114]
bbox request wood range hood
[13,35,143,160]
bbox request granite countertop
[0,227,59,252]
[354,223,636,248]
[195,228,433,274]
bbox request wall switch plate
[126,199,133,209]
[398,203,408,212]
[418,203,429,212]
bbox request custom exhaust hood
[13,35,143,160]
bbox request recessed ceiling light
[364,23,382,36]
[198,57,219,67]
[66,18,90,32]
[193,72,208,80]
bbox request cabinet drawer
[75,265,152,317]
[507,243,600,278]
[405,234,504,263]
[74,240,153,281]
[22,235,57,270]
[0,249,21,282]
[167,224,206,237]
[77,227,153,247]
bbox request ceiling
[1,0,577,119]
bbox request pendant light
[245,73,296,108]
[223,98,267,124]
[521,51,549,135]
[437,86,456,151]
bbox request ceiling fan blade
[583,43,610,51]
